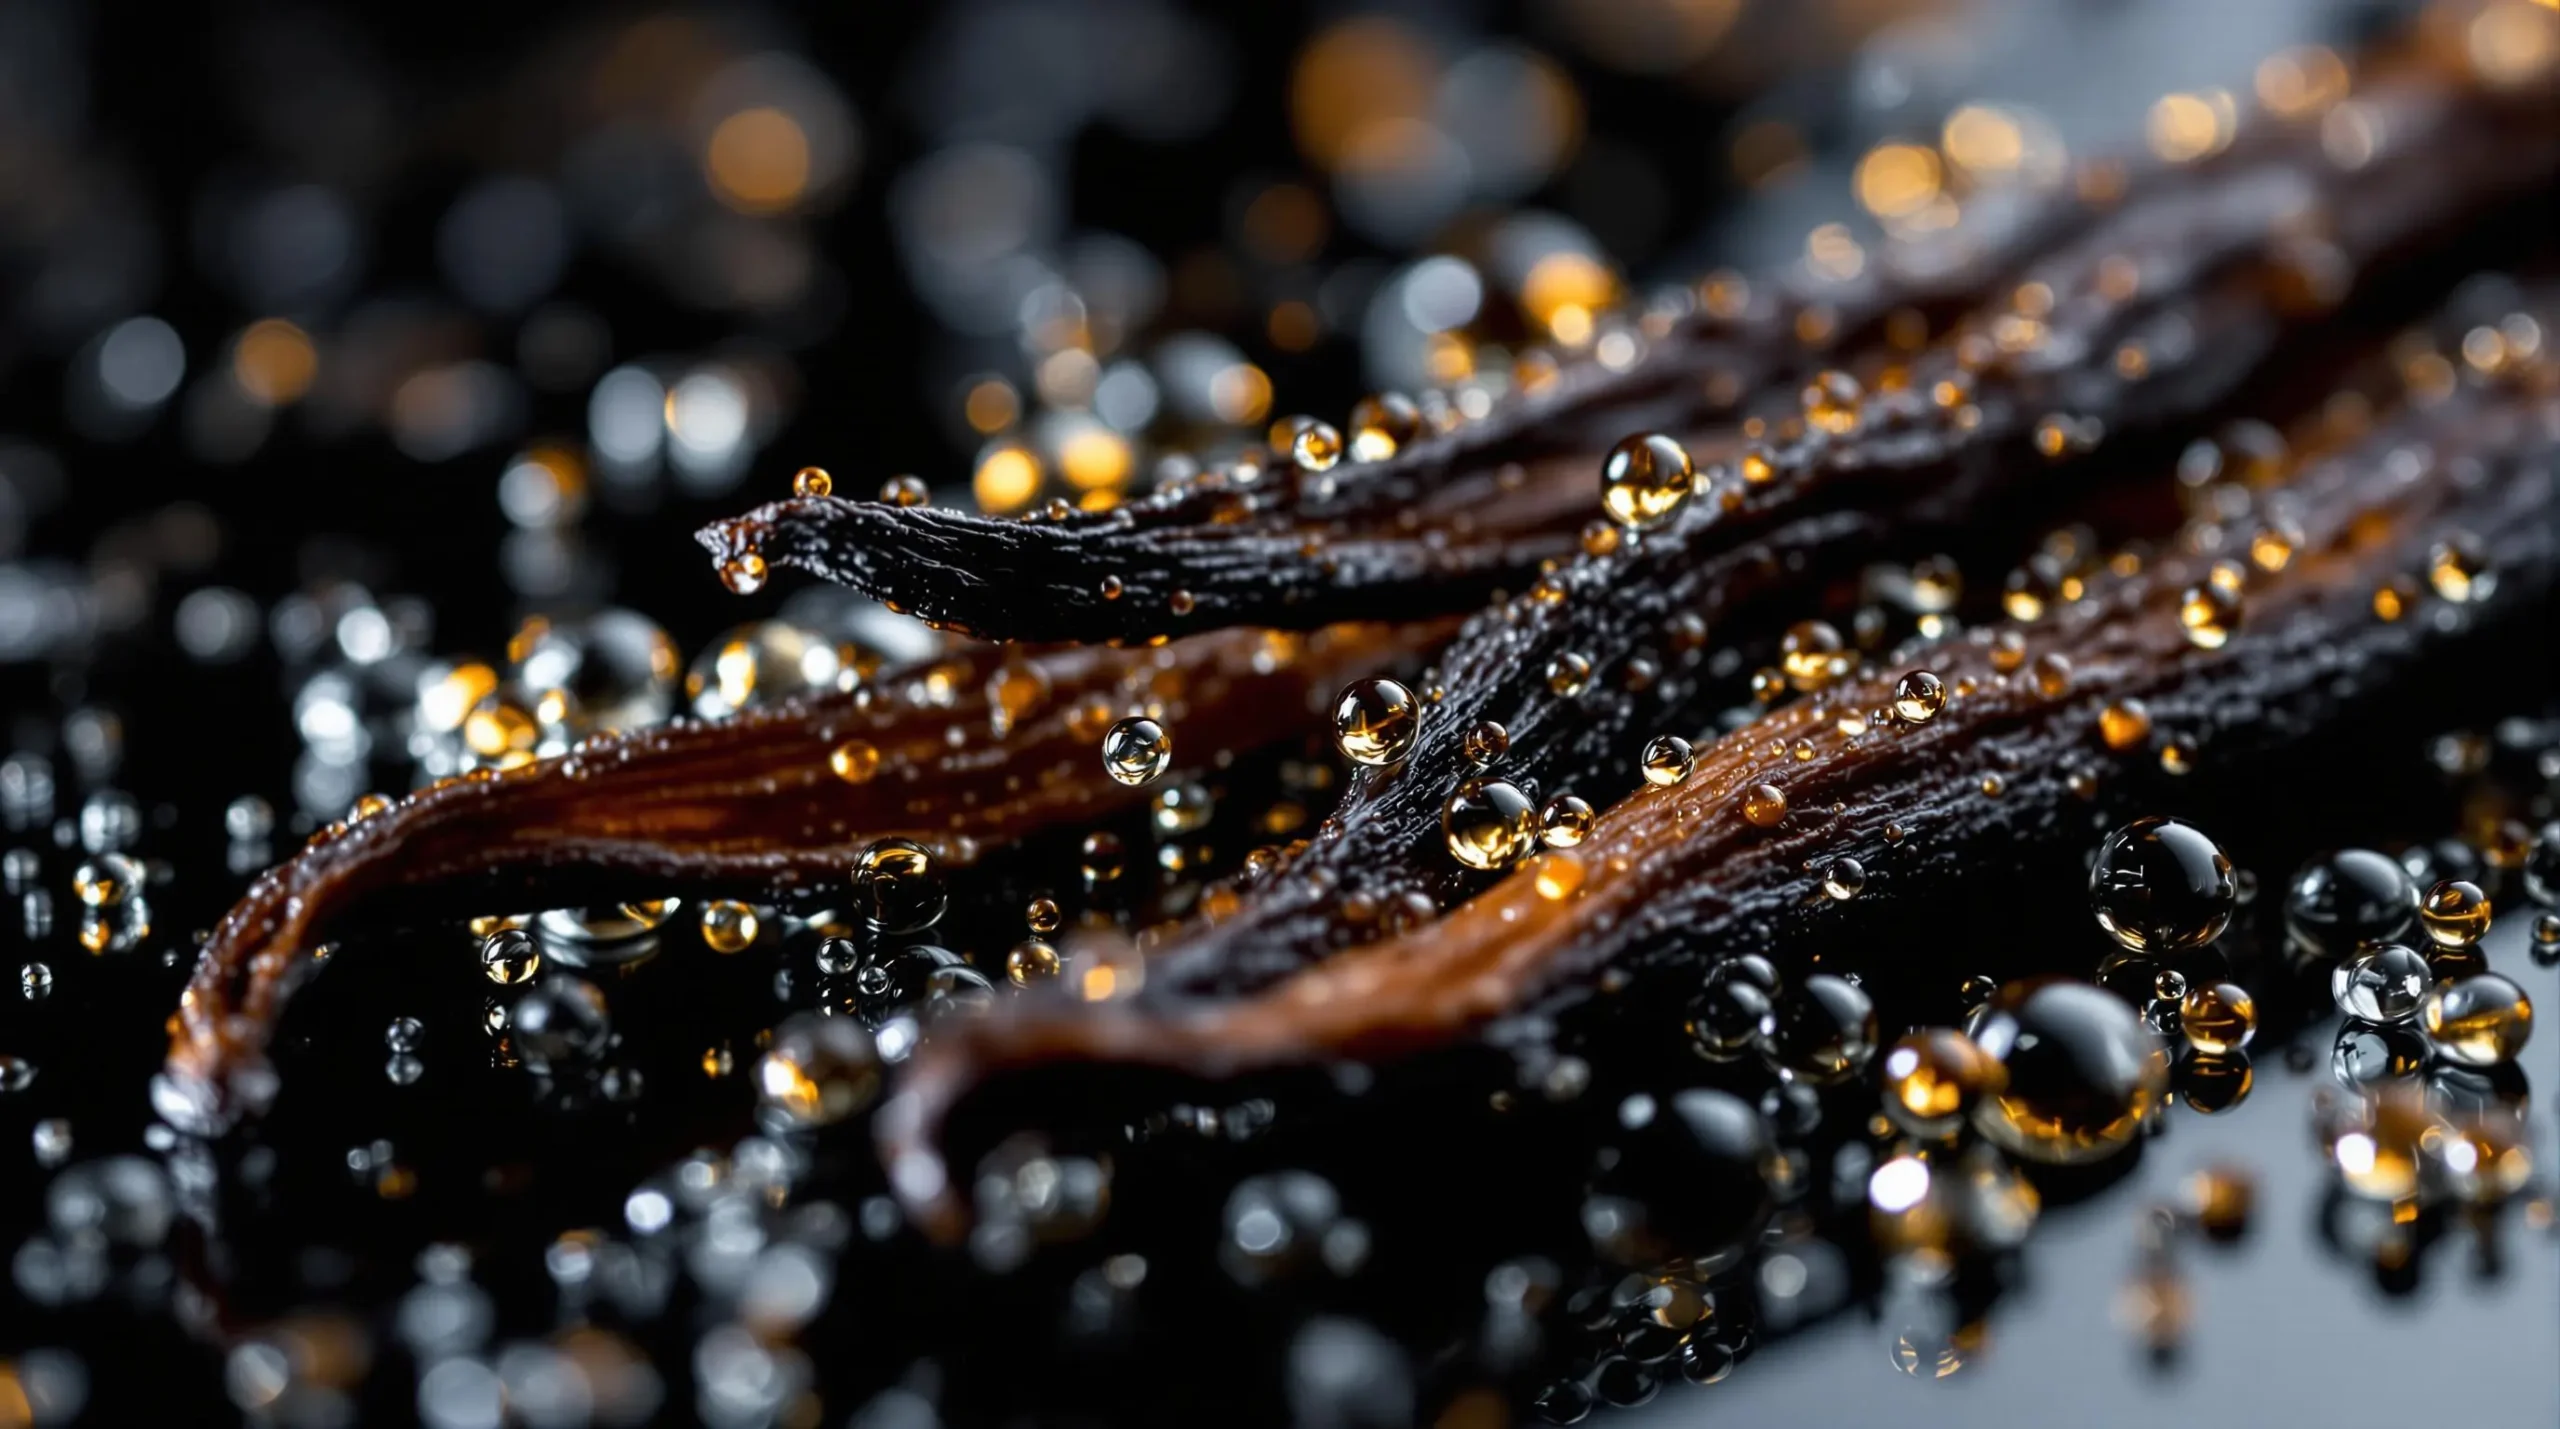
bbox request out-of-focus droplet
[1100,717,1171,786]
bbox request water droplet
[852,838,947,933]
[1442,779,1537,871]
[1819,856,1867,901]
[1100,717,1171,786]
[1741,784,1787,828]
[1461,720,1510,768]
[2179,982,2255,1055]
[881,475,929,507]
[701,900,761,954]
[1891,671,1945,723]
[385,1017,423,1052]
[1755,974,1877,1084]
[2421,974,2533,1066]
[1802,370,1863,435]
[756,1013,880,1127]
[2099,699,2152,752]
[2426,532,2489,602]
[2285,848,2418,962]
[2089,816,2236,952]
[71,852,142,909]
[1545,653,1593,698]
[512,976,612,1075]
[1639,736,1694,788]
[2419,878,2491,949]
[1966,979,2167,1164]
[1331,679,1420,766]
[792,466,833,498]
[2177,582,2241,649]
[828,740,882,784]
[1880,1028,2002,1137]
[720,550,768,595]
[1599,433,1694,530]
[1539,794,1595,848]
[1005,940,1061,986]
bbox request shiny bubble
[1966,979,2168,1164]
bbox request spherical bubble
[1966,978,2168,1164]
[511,976,611,1075]
[685,622,845,720]
[852,837,947,933]
[1583,1088,1774,1271]
[1755,974,1878,1085]
[755,1013,881,1128]
[2284,848,2417,962]
[2421,974,2533,1067]
[2089,816,2235,953]
[2330,943,2428,1022]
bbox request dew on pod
[1100,717,1172,786]
[1331,679,1420,766]
[1442,779,1537,872]
[1461,720,1510,768]
[2089,816,2235,953]
[2283,848,2418,962]
[1639,736,1694,788]
[2330,943,2428,1022]
[1539,794,1595,849]
[1599,432,1694,531]
[1966,978,2169,1165]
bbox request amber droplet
[2418,878,2491,949]
[2098,700,2152,752]
[1579,520,1623,559]
[792,466,833,498]
[1006,940,1061,986]
[1892,670,1946,723]
[2421,974,2533,1067]
[1738,448,1778,485]
[1741,783,1788,828]
[1968,979,2168,1165]
[1462,720,1511,767]
[1100,717,1171,786]
[1347,393,1421,462]
[2030,653,2073,699]
[1291,418,1345,472]
[1099,575,1125,601]
[2177,582,2241,649]
[881,475,929,507]
[2426,532,2488,602]
[828,740,882,784]
[1880,1028,2005,1138]
[1442,779,1538,871]
[1780,621,1848,691]
[701,900,760,954]
[2180,982,2256,1055]
[2181,1165,2255,1240]
[1332,679,1420,766]
[1600,432,1695,530]
[1640,736,1695,788]
[1802,369,1863,435]
[2158,737,2196,775]
[2372,576,2415,622]
[1546,652,1593,697]
[1532,852,1586,901]
[1540,794,1595,848]
[1025,897,1062,936]
[719,550,768,595]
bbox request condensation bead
[1754,974,1877,1085]
[2420,975,2533,1067]
[1966,979,2168,1165]
[2089,816,2235,952]
[2330,944,2428,1022]
[2283,848,2417,962]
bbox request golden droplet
[1462,720,1510,767]
[1442,778,1538,871]
[1892,670,1946,724]
[1742,783,1788,828]
[1332,679,1421,766]
[1532,852,1586,901]
[1988,630,2027,674]
[793,466,833,498]
[1780,620,1848,691]
[828,740,882,784]
[2373,576,2416,622]
[1579,520,1622,558]
[1600,432,1695,530]
[2180,982,2256,1055]
[1546,652,1593,697]
[1100,717,1171,786]
[2419,879,2491,949]
[701,900,761,954]
[1802,370,1863,435]
[2426,533,2489,603]
[1539,794,1595,848]
[1099,575,1125,602]
[2249,521,2300,572]
[1006,940,1061,986]
[2030,653,2073,699]
[2178,582,2242,650]
[2099,700,2152,752]
[880,475,929,507]
[1347,393,1421,462]
[720,550,768,595]
[1290,418,1345,471]
[2159,737,2197,775]
[1640,735,1695,788]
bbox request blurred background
[0,0,2415,812]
